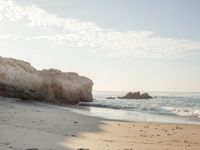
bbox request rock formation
[0,56,93,104]
[106,97,116,99]
[118,92,152,99]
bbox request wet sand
[0,97,200,150]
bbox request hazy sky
[0,0,200,92]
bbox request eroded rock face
[0,56,93,104]
[118,92,152,99]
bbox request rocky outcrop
[118,92,152,99]
[106,97,116,99]
[0,56,93,104]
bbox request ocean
[67,91,200,125]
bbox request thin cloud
[0,34,18,40]
[0,0,200,58]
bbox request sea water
[68,91,200,124]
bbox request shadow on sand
[0,97,107,150]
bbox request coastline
[64,105,200,125]
[0,97,200,150]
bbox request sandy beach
[1,0,200,150]
[0,97,200,150]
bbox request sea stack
[0,56,93,104]
[118,91,152,99]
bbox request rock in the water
[0,56,93,104]
[118,92,152,99]
[106,97,116,99]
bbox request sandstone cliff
[0,56,93,104]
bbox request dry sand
[0,97,200,150]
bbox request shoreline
[63,105,200,125]
[0,97,200,150]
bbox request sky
[0,0,200,92]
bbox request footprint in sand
[184,140,189,143]
[157,134,160,136]
[3,142,10,145]
[176,126,183,130]
[104,139,114,142]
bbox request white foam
[162,106,200,118]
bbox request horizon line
[93,90,200,93]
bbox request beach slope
[0,97,200,150]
